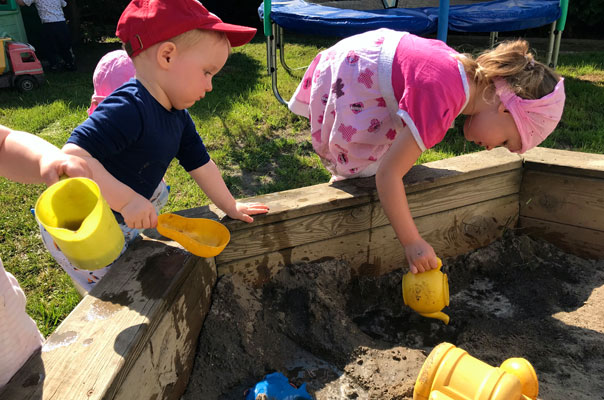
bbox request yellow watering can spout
[419,311,450,325]
[35,178,124,270]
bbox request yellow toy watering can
[35,177,124,270]
[156,213,230,258]
[402,257,450,324]
[414,342,539,400]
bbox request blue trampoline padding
[259,0,561,36]
[423,0,561,32]
[258,0,437,36]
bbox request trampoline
[259,0,569,104]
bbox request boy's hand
[404,238,439,274]
[39,153,92,186]
[120,194,158,230]
[226,202,269,223]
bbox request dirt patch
[182,233,604,400]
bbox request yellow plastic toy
[35,177,124,270]
[414,342,539,400]
[156,213,230,258]
[402,257,450,324]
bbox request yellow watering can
[156,213,230,258]
[414,342,539,400]
[35,177,124,270]
[402,257,450,324]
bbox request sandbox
[2,147,603,400]
[182,232,604,399]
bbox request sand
[182,232,604,399]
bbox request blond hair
[171,29,231,54]
[457,39,560,101]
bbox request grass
[0,33,603,337]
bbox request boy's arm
[0,125,91,185]
[188,160,269,223]
[62,143,157,229]
[375,127,439,274]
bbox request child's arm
[62,143,158,229]
[0,125,91,185]
[375,128,439,274]
[188,160,269,223]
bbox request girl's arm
[375,127,439,274]
[62,143,156,229]
[0,125,91,185]
[188,160,269,223]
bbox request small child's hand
[227,202,270,223]
[39,153,92,186]
[120,194,158,230]
[404,238,439,274]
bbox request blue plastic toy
[244,372,313,400]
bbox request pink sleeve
[398,78,465,150]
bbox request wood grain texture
[519,216,604,259]
[0,239,216,400]
[520,170,604,232]
[218,195,519,282]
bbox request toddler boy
[43,0,269,292]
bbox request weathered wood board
[520,148,604,259]
[0,240,216,400]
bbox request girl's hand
[404,238,439,274]
[120,194,158,230]
[226,202,270,223]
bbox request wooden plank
[364,194,519,276]
[0,239,216,400]
[519,216,604,259]
[522,147,604,179]
[113,253,216,400]
[217,230,371,286]
[216,169,521,264]
[217,195,519,283]
[175,148,521,233]
[520,170,604,232]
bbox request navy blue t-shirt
[68,79,210,199]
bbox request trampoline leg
[546,22,556,67]
[277,27,294,74]
[436,0,449,42]
[552,30,563,69]
[489,32,498,48]
[267,26,288,106]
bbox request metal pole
[437,0,449,42]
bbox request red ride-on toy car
[0,37,45,92]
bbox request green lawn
[0,34,603,337]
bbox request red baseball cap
[116,0,257,57]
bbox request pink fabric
[87,50,136,115]
[495,77,565,153]
[0,260,44,388]
[392,34,468,150]
[289,30,404,179]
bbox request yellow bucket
[35,177,124,270]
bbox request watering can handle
[435,257,442,271]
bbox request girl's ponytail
[457,39,560,101]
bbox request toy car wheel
[16,76,37,92]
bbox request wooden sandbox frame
[2,147,603,400]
